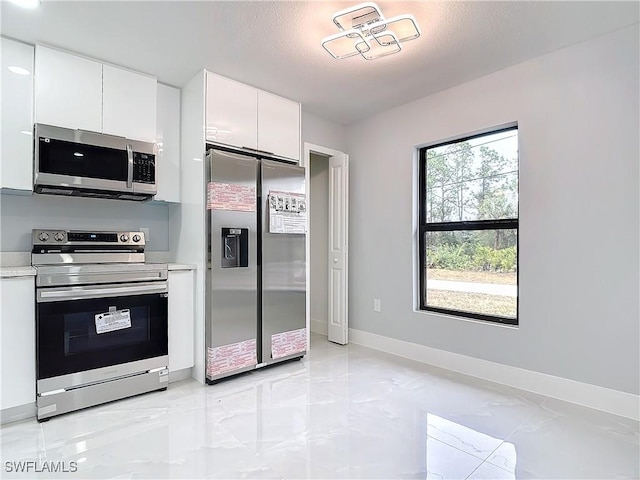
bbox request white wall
[0,193,169,252]
[345,25,639,395]
[309,153,329,334]
[302,111,348,153]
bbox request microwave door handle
[126,144,134,188]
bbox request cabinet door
[102,64,157,142]
[168,269,195,372]
[0,276,35,410]
[1,38,34,191]
[34,45,102,133]
[257,90,301,162]
[154,83,181,203]
[205,72,257,150]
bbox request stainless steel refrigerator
[204,147,306,383]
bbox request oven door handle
[37,282,168,303]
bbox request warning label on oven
[207,339,257,378]
[95,309,132,334]
[271,328,307,360]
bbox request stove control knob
[54,232,65,242]
[120,234,129,242]
[38,232,49,242]
[132,234,141,243]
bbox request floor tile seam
[308,382,350,403]
[464,455,513,479]
[213,417,278,456]
[465,437,518,479]
[38,422,49,463]
[540,397,640,435]
[539,395,640,438]
[426,434,495,466]
[304,353,351,368]
[213,381,347,414]
[479,407,543,471]
[497,408,538,443]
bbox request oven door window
[37,293,167,380]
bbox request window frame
[418,126,519,325]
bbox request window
[419,126,519,325]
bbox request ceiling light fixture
[321,2,420,61]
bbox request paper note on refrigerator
[207,339,257,377]
[207,182,256,211]
[271,328,307,359]
[268,190,306,234]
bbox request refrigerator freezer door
[206,149,258,381]
[261,159,307,364]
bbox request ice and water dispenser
[221,228,249,268]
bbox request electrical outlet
[140,227,150,241]
[373,298,381,312]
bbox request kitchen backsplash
[0,193,170,252]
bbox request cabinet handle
[242,146,275,157]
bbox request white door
[328,154,349,344]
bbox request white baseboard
[169,367,193,383]
[311,318,328,336]
[349,328,640,421]
[1,402,36,425]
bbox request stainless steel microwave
[34,124,157,201]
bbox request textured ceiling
[1,1,638,125]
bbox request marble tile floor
[1,333,638,479]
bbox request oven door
[36,282,168,385]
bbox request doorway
[304,143,349,345]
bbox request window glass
[419,127,519,324]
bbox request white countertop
[0,266,37,278]
[0,252,196,278]
[167,263,197,271]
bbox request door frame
[302,143,349,347]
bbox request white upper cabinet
[34,45,103,133]
[34,45,157,142]
[102,64,157,143]
[204,72,301,161]
[1,38,34,191]
[155,83,181,203]
[206,72,258,150]
[258,90,301,162]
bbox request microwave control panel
[133,153,155,183]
